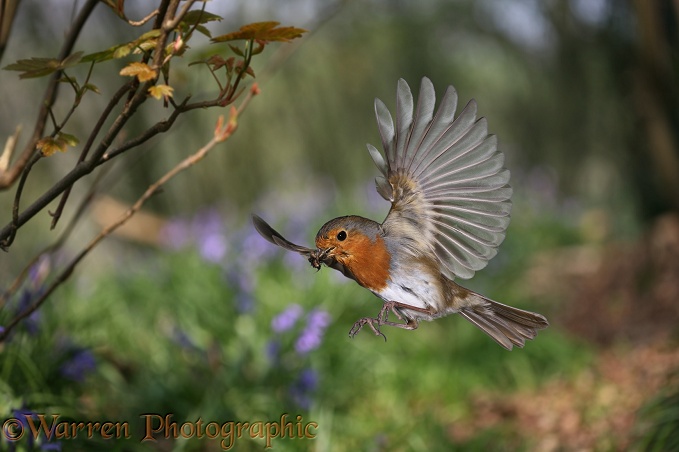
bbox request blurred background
[1,0,679,450]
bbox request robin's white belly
[372,263,448,319]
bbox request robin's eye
[336,231,347,241]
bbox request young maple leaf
[148,84,174,100]
[119,62,157,82]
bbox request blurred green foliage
[1,205,591,450]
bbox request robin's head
[312,216,390,290]
[314,216,379,257]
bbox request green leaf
[181,10,222,26]
[61,51,83,68]
[228,44,244,57]
[82,29,162,63]
[194,24,212,38]
[3,51,84,79]
[84,83,101,94]
[57,132,79,147]
[211,21,307,43]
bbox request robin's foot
[378,300,406,323]
[350,301,429,340]
[349,317,387,341]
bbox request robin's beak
[309,246,335,271]
[317,246,335,260]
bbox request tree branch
[49,80,136,229]
[0,88,256,343]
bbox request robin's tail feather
[458,296,549,350]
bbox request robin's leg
[349,301,433,340]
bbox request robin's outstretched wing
[370,77,511,280]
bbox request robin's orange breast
[336,235,391,292]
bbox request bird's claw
[349,301,411,341]
[349,317,387,341]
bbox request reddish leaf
[37,137,65,156]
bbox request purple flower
[28,254,51,290]
[266,339,281,362]
[160,218,191,250]
[9,406,61,450]
[172,327,197,350]
[10,407,38,448]
[225,268,255,313]
[16,290,41,335]
[271,304,303,333]
[295,309,330,354]
[192,209,228,263]
[60,348,96,382]
[290,368,318,410]
[198,232,227,263]
[238,224,278,268]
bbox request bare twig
[162,0,199,31]
[0,165,110,308]
[0,88,256,343]
[49,80,136,229]
[1,153,42,250]
[127,9,160,27]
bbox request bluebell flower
[271,304,303,333]
[16,289,41,335]
[10,407,37,448]
[198,232,227,263]
[238,223,278,269]
[225,268,255,313]
[172,327,198,351]
[40,440,62,451]
[290,368,318,410]
[160,218,191,250]
[60,348,96,382]
[28,254,51,291]
[294,309,330,354]
[266,339,280,362]
[192,209,228,263]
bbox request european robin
[253,77,549,350]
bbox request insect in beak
[309,247,334,271]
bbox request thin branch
[0,88,256,343]
[127,9,160,27]
[162,0,199,31]
[1,153,42,250]
[0,0,99,189]
[102,97,190,161]
[49,80,136,229]
[0,165,110,308]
